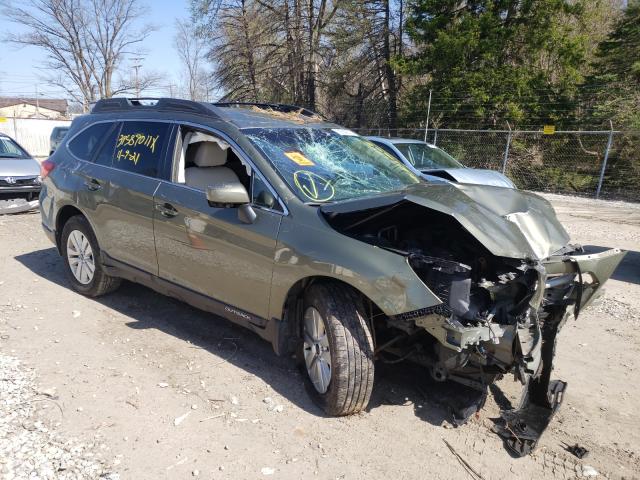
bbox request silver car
[367,136,515,189]
[0,133,41,209]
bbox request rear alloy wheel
[61,215,121,297]
[299,283,374,416]
[66,230,95,285]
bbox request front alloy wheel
[303,307,332,394]
[299,283,374,416]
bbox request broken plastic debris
[173,411,191,426]
[37,387,57,398]
[72,310,81,318]
[157,382,169,388]
[582,465,598,477]
[261,467,275,476]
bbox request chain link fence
[353,127,640,201]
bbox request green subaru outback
[39,99,625,455]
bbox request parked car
[50,126,70,155]
[367,136,516,188]
[39,99,625,455]
[0,132,41,203]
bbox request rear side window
[93,123,121,167]
[113,121,170,177]
[68,123,113,160]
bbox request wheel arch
[55,205,89,253]
[272,275,382,357]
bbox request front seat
[184,142,242,191]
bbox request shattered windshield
[395,143,463,170]
[244,128,420,203]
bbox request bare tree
[174,18,208,100]
[2,0,153,110]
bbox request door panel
[71,161,160,273]
[96,169,161,273]
[153,182,281,320]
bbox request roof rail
[212,101,323,119]
[91,97,216,117]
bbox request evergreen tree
[398,0,591,128]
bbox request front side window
[113,121,170,177]
[395,143,463,170]
[0,137,28,159]
[68,123,113,160]
[252,172,281,211]
[244,128,419,203]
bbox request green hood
[321,182,570,261]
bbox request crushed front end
[321,189,626,456]
[398,245,625,455]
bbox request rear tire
[61,215,121,297]
[298,282,375,416]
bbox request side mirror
[205,183,256,224]
[206,183,250,207]
[256,190,276,209]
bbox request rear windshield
[244,128,419,203]
[0,137,29,159]
[394,143,463,170]
[52,128,69,141]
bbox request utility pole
[131,57,144,97]
[423,89,433,142]
[35,84,40,117]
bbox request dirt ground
[1,193,639,480]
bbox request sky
[0,0,194,101]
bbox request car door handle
[84,178,102,191]
[156,202,178,218]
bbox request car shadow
[15,247,485,428]
[608,249,639,285]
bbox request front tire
[299,283,375,416]
[61,215,121,297]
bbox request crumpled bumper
[542,246,627,313]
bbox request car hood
[320,182,570,261]
[0,158,40,177]
[423,168,516,189]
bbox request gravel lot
[0,193,639,480]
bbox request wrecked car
[367,136,516,188]
[0,133,41,214]
[39,99,625,455]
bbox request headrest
[192,142,227,167]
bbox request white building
[0,97,68,119]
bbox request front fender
[268,217,441,321]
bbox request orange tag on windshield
[285,151,315,166]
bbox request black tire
[298,282,375,416]
[60,215,121,297]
